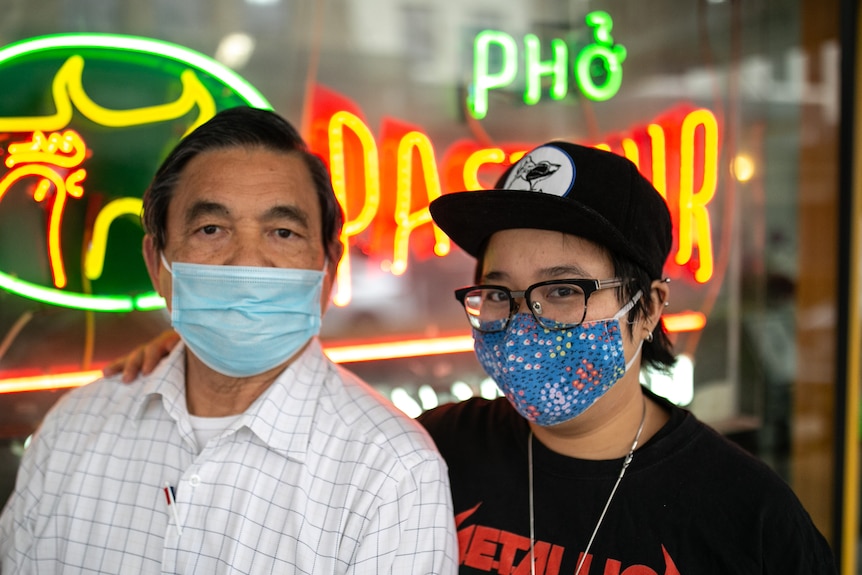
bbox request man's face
[143,146,335,311]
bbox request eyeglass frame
[453,277,633,332]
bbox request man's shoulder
[316,363,443,464]
[46,372,142,423]
[19,372,153,466]
[41,344,186,438]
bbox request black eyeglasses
[454,278,631,332]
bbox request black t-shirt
[418,390,837,574]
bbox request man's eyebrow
[185,201,230,224]
[261,205,310,228]
[183,202,311,228]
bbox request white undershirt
[188,413,242,448]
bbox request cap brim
[430,190,634,261]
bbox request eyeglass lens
[462,283,587,331]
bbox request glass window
[0,0,843,555]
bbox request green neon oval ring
[0,33,272,109]
[0,33,273,312]
[0,270,165,312]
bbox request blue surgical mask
[161,255,325,378]
[474,293,642,427]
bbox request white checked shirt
[0,340,457,574]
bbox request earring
[663,301,670,308]
[645,332,654,343]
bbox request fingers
[101,358,125,378]
[120,348,147,383]
[142,331,181,374]
[102,330,181,384]
[102,347,146,383]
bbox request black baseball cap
[429,141,672,279]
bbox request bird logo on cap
[502,145,576,197]
[513,156,560,191]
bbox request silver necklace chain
[528,397,647,575]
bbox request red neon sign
[1,85,719,314]
[308,85,719,306]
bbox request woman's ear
[645,278,671,335]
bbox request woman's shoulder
[418,397,527,453]
[418,396,515,427]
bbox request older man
[0,107,457,574]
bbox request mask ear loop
[624,340,644,372]
[615,290,643,321]
[614,290,644,373]
[160,253,173,274]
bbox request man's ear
[142,235,163,296]
[320,241,345,315]
[327,241,344,272]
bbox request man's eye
[200,225,219,235]
[275,228,294,239]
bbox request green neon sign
[468,11,627,120]
[0,33,272,312]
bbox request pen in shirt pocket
[163,481,183,536]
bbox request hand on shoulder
[102,329,181,383]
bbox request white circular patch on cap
[502,145,576,197]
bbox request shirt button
[189,474,201,487]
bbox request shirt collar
[240,339,331,461]
[130,343,188,421]
[129,343,196,446]
[129,338,331,462]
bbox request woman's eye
[486,291,508,303]
[547,285,577,299]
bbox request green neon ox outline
[0,33,273,312]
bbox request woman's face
[479,227,643,358]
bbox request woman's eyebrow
[482,265,592,283]
[540,265,592,277]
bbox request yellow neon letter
[646,123,668,199]
[392,131,450,275]
[328,111,381,305]
[676,109,718,283]
[620,138,639,169]
[463,148,506,191]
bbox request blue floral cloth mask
[474,293,643,426]
[161,255,325,378]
